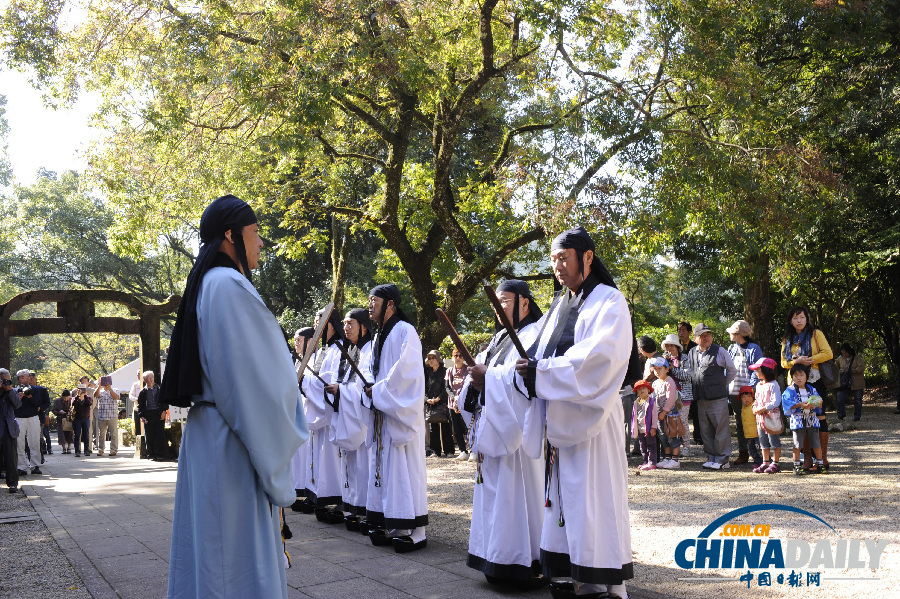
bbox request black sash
[371,314,400,380]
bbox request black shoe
[392,535,427,553]
[290,498,305,512]
[344,515,360,531]
[17,469,27,476]
[31,468,42,475]
[314,507,329,523]
[425,449,435,457]
[358,519,370,536]
[299,499,316,514]
[75,453,81,457]
[549,580,576,599]
[549,581,614,599]
[369,528,393,546]
[85,452,92,456]
[325,509,345,525]
[8,486,17,494]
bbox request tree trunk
[330,216,351,315]
[743,252,778,358]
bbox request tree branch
[556,34,649,120]
[331,94,396,143]
[315,133,386,167]
[567,129,648,202]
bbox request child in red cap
[631,380,658,470]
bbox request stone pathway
[15,448,653,599]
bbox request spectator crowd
[624,307,869,476]
[1,366,176,493]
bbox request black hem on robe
[342,502,366,516]
[302,490,342,507]
[540,549,634,584]
[467,554,541,581]
[365,510,429,529]
[313,494,342,507]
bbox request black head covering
[496,279,543,329]
[550,226,643,389]
[369,283,410,325]
[295,327,314,339]
[550,225,617,289]
[161,195,258,407]
[346,308,373,347]
[317,306,346,347]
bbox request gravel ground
[425,392,900,599]
[0,482,91,599]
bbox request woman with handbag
[52,390,75,454]
[780,306,833,472]
[835,343,866,421]
[424,350,453,457]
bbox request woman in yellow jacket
[781,306,833,472]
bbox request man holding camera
[1,369,22,492]
[14,369,44,475]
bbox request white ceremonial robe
[516,281,633,585]
[291,358,308,493]
[300,342,344,505]
[364,320,428,530]
[168,267,308,599]
[330,342,373,514]
[461,323,544,581]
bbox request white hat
[661,334,682,351]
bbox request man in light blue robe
[163,195,309,599]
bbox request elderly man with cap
[512,226,636,599]
[300,307,346,523]
[460,279,546,587]
[363,283,428,552]
[164,195,309,599]
[323,308,374,530]
[687,323,736,471]
[726,320,762,465]
[290,326,315,511]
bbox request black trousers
[449,410,468,452]
[2,433,18,488]
[429,421,455,456]
[689,400,703,444]
[143,414,167,458]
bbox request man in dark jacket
[29,372,52,461]
[1,369,22,493]
[14,369,45,475]
[137,371,169,460]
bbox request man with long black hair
[300,307,346,523]
[325,308,374,530]
[514,226,636,599]
[363,284,428,553]
[164,195,308,599]
[463,279,546,587]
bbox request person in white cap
[726,320,762,465]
